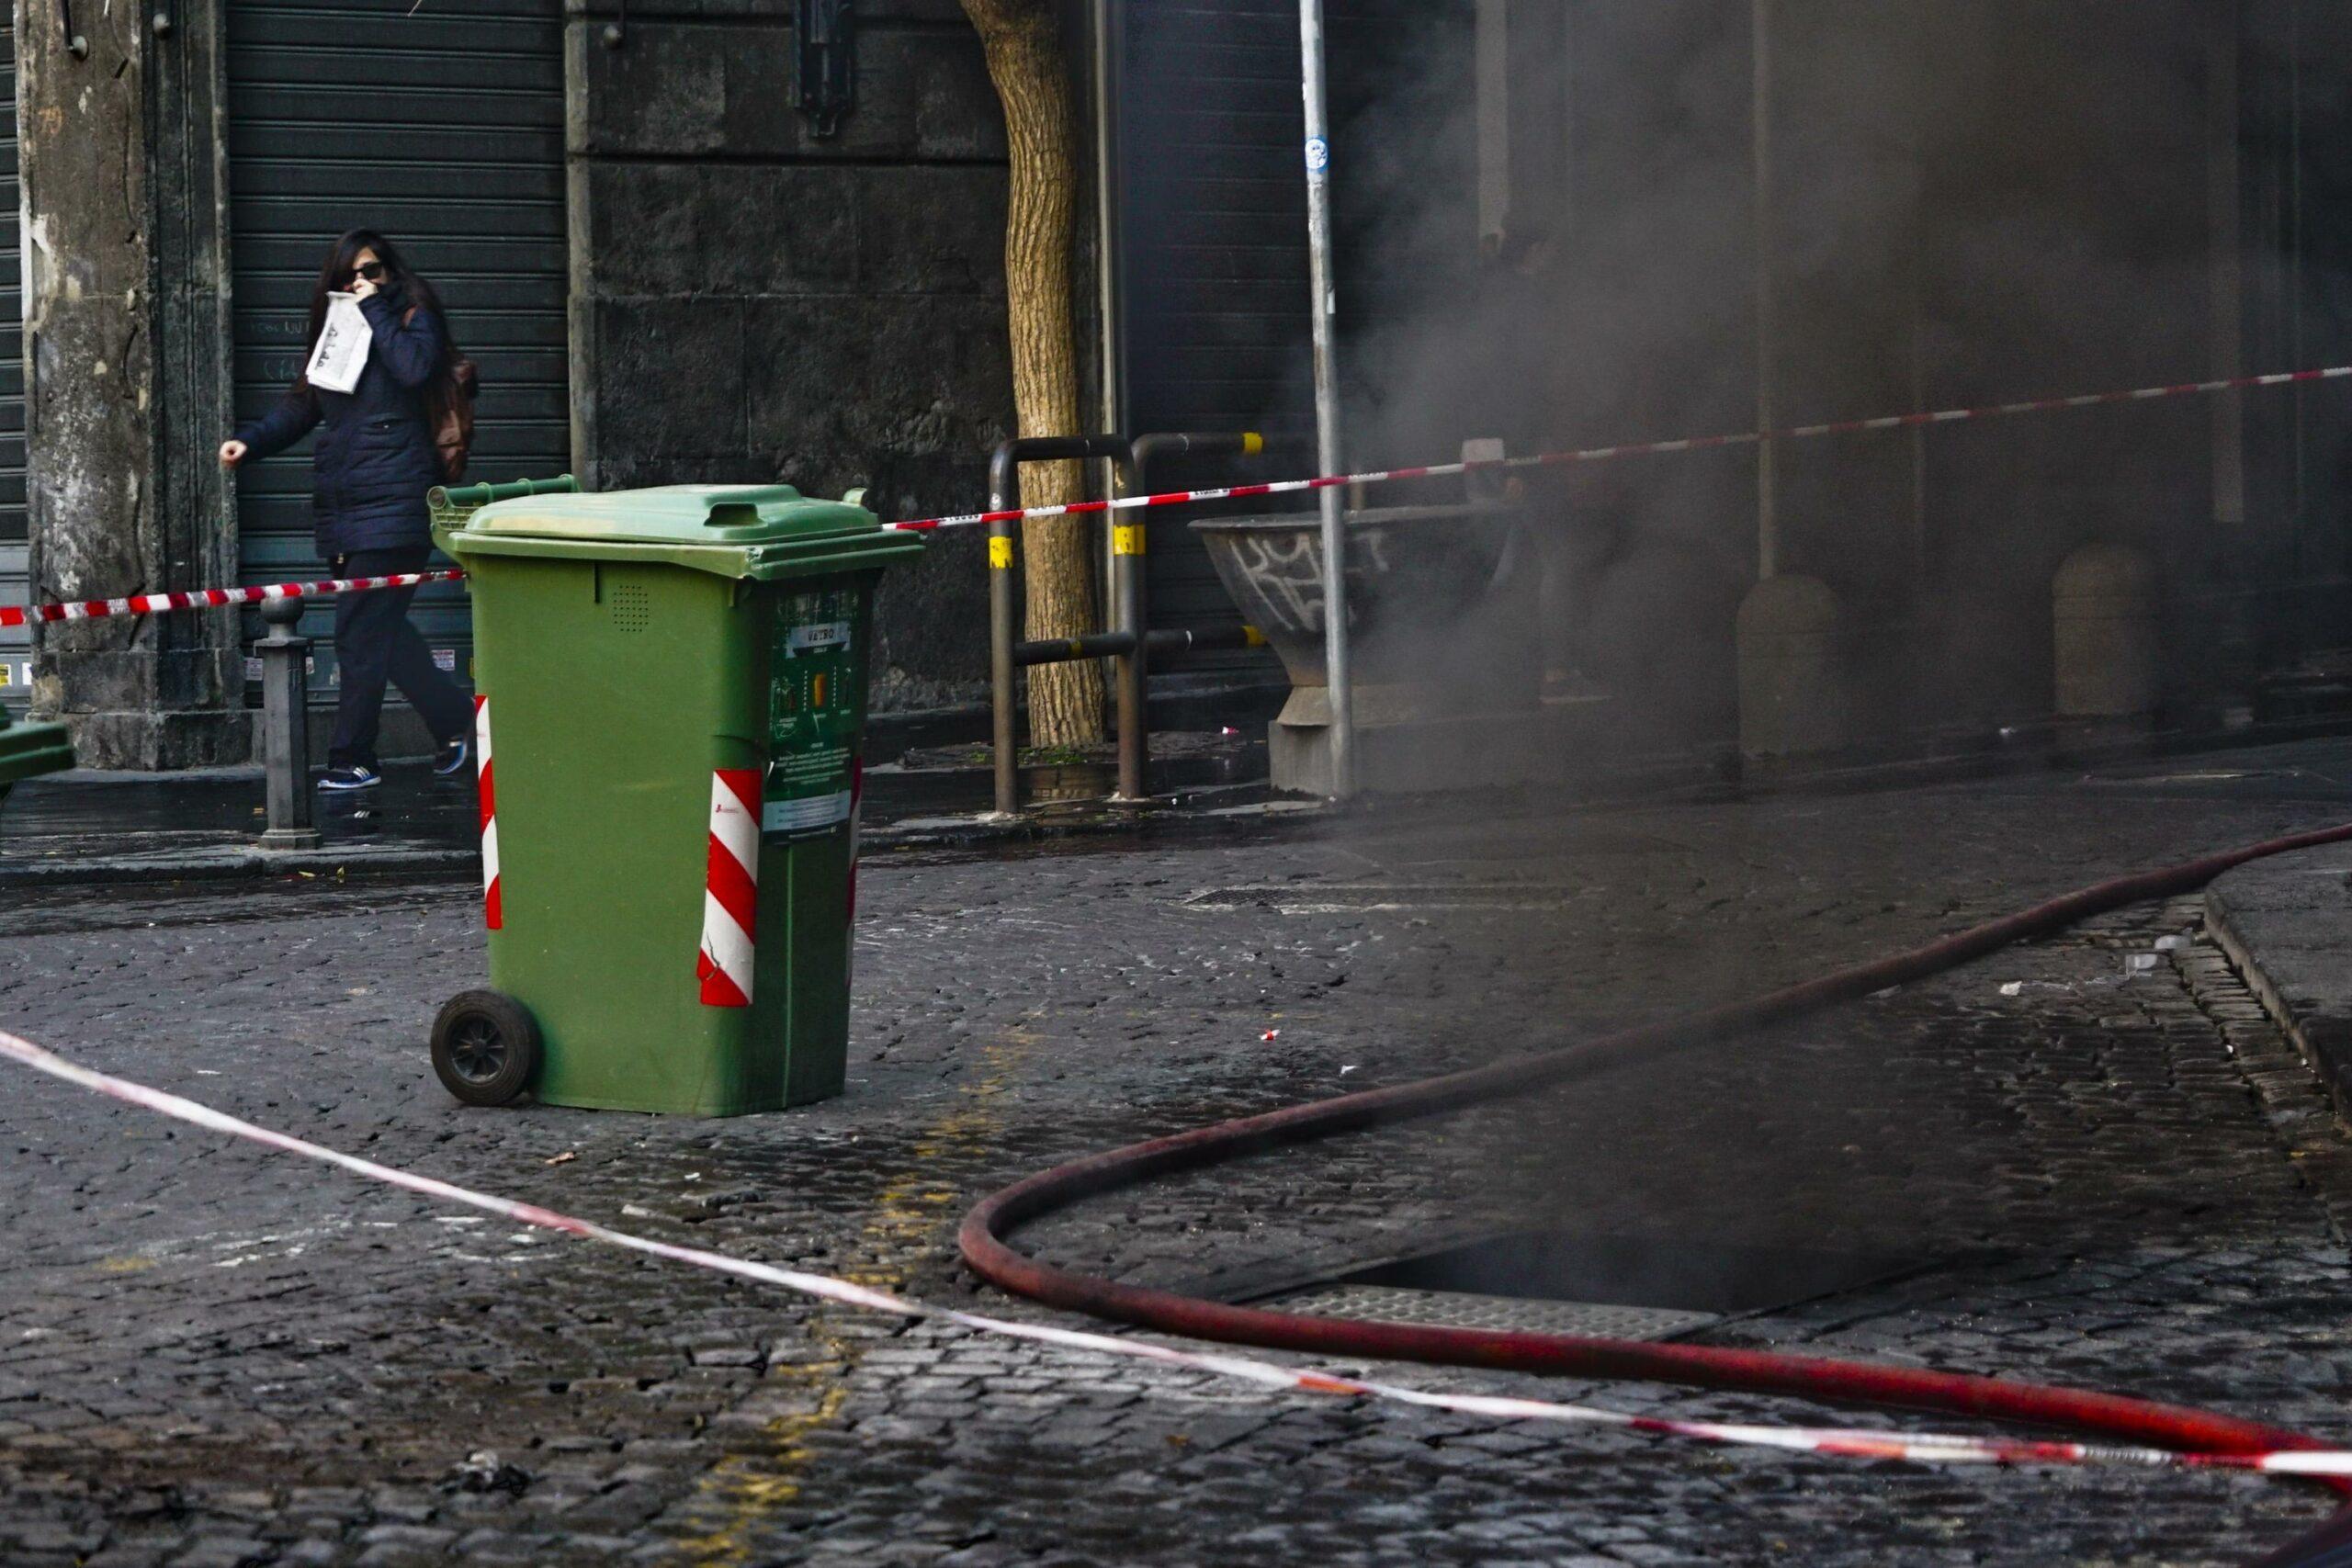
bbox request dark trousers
[328,546,472,768]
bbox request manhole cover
[1266,1283,1717,1340]
[1232,1229,1939,1337]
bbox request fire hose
[961,820,2352,1566]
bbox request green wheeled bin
[0,708,75,811]
[432,484,922,1114]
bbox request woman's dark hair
[298,229,458,389]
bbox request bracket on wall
[794,0,856,140]
[601,0,627,50]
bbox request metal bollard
[988,503,1018,821]
[1115,433,1264,801]
[255,596,322,850]
[985,434,1135,818]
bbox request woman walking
[220,230,473,791]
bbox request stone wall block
[1736,573,1848,759]
[871,514,989,689]
[744,294,1011,469]
[2053,542,2161,719]
[855,166,1006,296]
[586,164,860,296]
[567,0,968,20]
[590,455,782,492]
[571,21,999,161]
[590,297,751,459]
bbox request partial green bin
[434,483,922,1115]
[0,709,74,810]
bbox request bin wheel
[431,989,540,1108]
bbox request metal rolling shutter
[0,21,28,709]
[1115,0,1306,668]
[225,0,567,701]
[1114,0,1472,674]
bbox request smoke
[1239,0,2352,761]
[1148,2,2352,1317]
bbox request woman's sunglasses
[349,261,388,284]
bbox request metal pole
[255,596,321,850]
[987,450,1021,819]
[1751,0,1779,582]
[1300,0,1353,798]
[1109,452,1148,802]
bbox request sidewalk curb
[2204,854,2352,1122]
[0,844,477,887]
[0,799,1335,888]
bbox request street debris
[544,1151,577,1167]
[442,1450,530,1497]
[1260,1029,1281,1043]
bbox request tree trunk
[962,0,1103,749]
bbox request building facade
[11,1,2352,768]
[14,0,1030,766]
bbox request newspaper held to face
[304,291,373,394]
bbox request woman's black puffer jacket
[233,287,447,558]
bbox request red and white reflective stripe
[0,570,465,630]
[696,769,761,1008]
[473,695,502,932]
[2,1021,2347,1482]
[877,364,2352,534]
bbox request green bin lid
[0,711,74,797]
[440,483,922,581]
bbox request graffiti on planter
[1223,526,1393,635]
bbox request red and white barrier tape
[0,570,465,630]
[4,1021,2346,1481]
[879,364,2352,534]
[6,365,2350,626]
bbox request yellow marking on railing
[1112,524,1146,557]
[988,536,1014,570]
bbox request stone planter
[1192,503,1557,793]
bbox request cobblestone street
[10,743,2352,1565]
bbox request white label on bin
[433,648,457,672]
[763,790,852,835]
[786,621,853,655]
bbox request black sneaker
[433,737,469,776]
[319,764,381,792]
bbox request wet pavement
[6,741,2352,1563]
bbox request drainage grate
[1267,1283,1718,1340]
[1227,1229,1942,1341]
